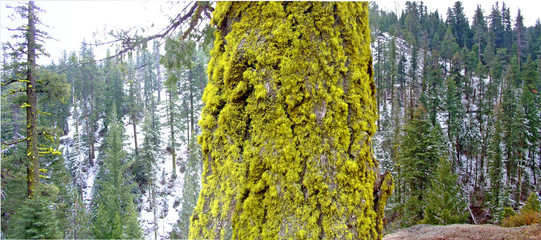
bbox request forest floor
[383,223,541,240]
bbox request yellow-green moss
[190,2,389,239]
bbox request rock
[383,223,541,240]
[173,198,180,209]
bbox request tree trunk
[190,2,392,239]
[169,91,176,176]
[26,1,39,197]
[189,69,195,144]
[157,55,162,102]
[133,119,138,155]
[89,78,95,166]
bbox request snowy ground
[129,93,187,240]
[59,92,188,239]
[59,107,104,206]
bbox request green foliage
[170,136,202,239]
[523,192,541,212]
[7,184,62,239]
[397,105,445,226]
[489,108,504,215]
[134,99,159,188]
[91,103,142,239]
[502,207,516,219]
[423,158,468,225]
[0,147,28,234]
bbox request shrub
[501,211,541,227]
[502,207,515,219]
[523,192,540,212]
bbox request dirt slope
[383,223,541,240]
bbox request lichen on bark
[190,2,392,239]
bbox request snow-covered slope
[132,91,186,240]
[60,90,188,239]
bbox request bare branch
[97,1,211,62]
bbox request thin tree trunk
[169,91,176,176]
[189,69,195,143]
[133,119,138,155]
[532,147,538,188]
[26,1,39,197]
[89,79,96,166]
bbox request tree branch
[96,1,212,62]
[2,138,26,148]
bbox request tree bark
[169,91,176,176]
[190,2,392,239]
[133,119,138,155]
[26,1,39,197]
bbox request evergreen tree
[92,103,141,239]
[445,52,467,170]
[522,192,540,212]
[127,56,143,155]
[489,107,504,217]
[2,1,44,196]
[134,96,160,188]
[191,2,392,239]
[77,43,104,166]
[427,52,443,126]
[102,51,125,129]
[448,1,472,48]
[501,3,513,50]
[423,157,468,225]
[397,104,444,226]
[489,3,505,50]
[442,26,459,75]
[521,57,540,192]
[8,184,62,239]
[472,5,488,62]
[501,63,527,201]
[161,36,196,177]
[170,136,202,239]
[514,10,528,67]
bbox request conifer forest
[1,1,541,239]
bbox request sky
[1,1,540,65]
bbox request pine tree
[423,157,468,225]
[445,52,467,170]
[489,107,504,217]
[500,62,527,202]
[521,57,540,193]
[191,2,392,239]
[77,43,104,166]
[514,10,528,67]
[170,136,202,239]
[8,184,62,239]
[442,26,459,75]
[102,51,125,130]
[127,56,143,155]
[92,103,142,239]
[472,5,488,62]
[522,192,541,212]
[1,1,43,197]
[448,1,472,48]
[489,3,505,49]
[161,37,196,177]
[397,104,444,226]
[135,96,160,188]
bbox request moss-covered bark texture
[190,2,392,239]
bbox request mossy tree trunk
[190,2,392,239]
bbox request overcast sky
[1,1,540,65]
